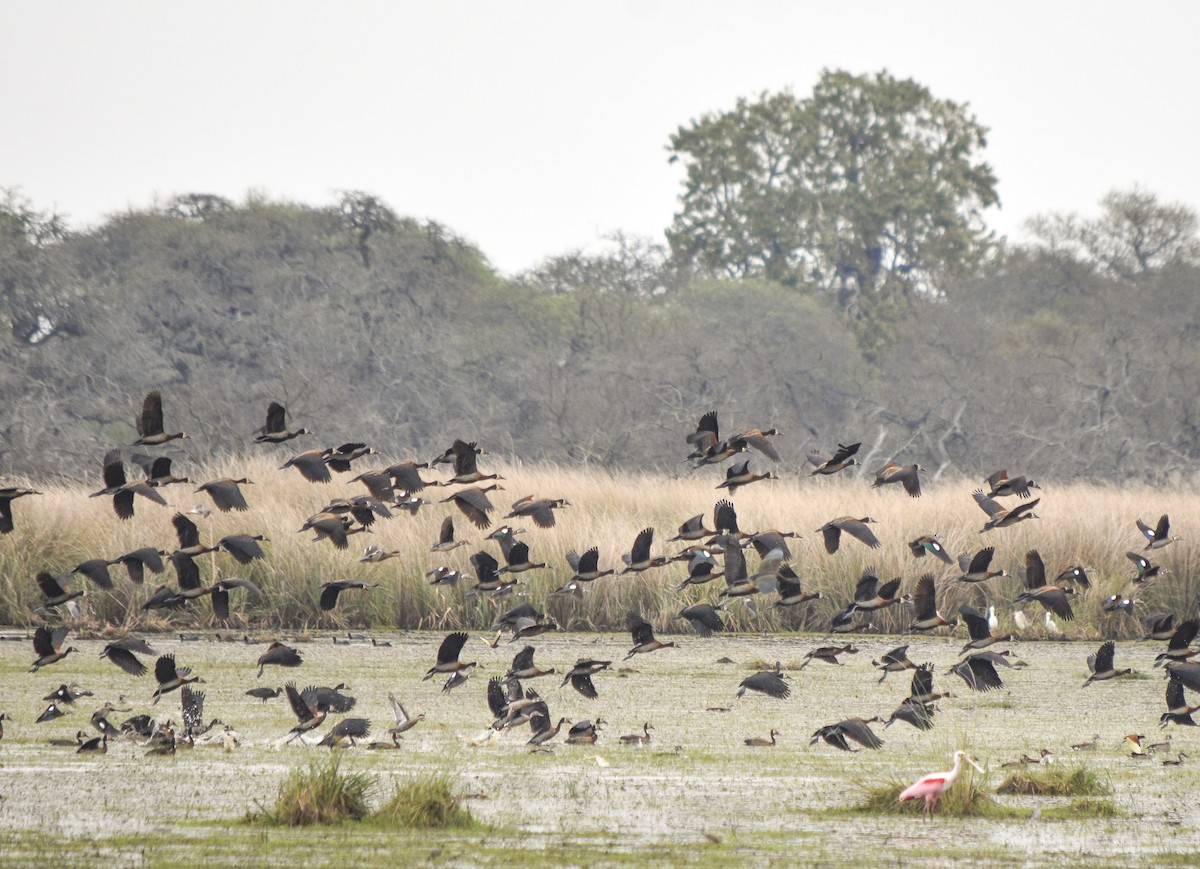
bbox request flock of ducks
[1,396,1197,814]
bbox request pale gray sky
[2,2,1197,274]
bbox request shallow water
[1,629,1197,865]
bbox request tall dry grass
[2,452,1197,638]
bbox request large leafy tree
[667,70,999,316]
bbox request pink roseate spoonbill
[898,750,983,819]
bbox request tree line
[1,69,1198,485]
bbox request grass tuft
[256,755,374,826]
[1043,798,1120,819]
[996,764,1110,797]
[851,767,1014,818]
[373,773,478,829]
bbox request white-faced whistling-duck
[749,530,799,561]
[299,512,359,549]
[349,470,395,503]
[956,546,1006,583]
[1127,551,1165,583]
[1083,640,1133,687]
[908,575,956,632]
[811,717,884,751]
[505,495,568,528]
[565,718,605,744]
[322,443,376,474]
[818,517,881,554]
[959,605,1014,653]
[718,538,758,600]
[744,728,780,747]
[256,641,303,677]
[951,654,1005,692]
[677,602,725,637]
[619,527,669,574]
[774,565,821,608]
[441,484,503,530]
[1161,676,1199,727]
[100,637,154,676]
[625,614,676,660]
[715,459,777,493]
[872,461,923,497]
[31,627,75,672]
[423,632,475,680]
[172,513,216,558]
[152,654,202,705]
[808,441,860,476]
[360,544,403,563]
[319,717,372,748]
[195,477,252,512]
[284,682,328,741]
[828,605,874,635]
[1014,549,1075,620]
[1137,513,1181,550]
[69,559,113,590]
[382,460,435,494]
[685,411,720,460]
[711,499,747,541]
[619,722,653,746]
[319,579,374,612]
[675,549,723,592]
[34,572,83,613]
[428,516,464,553]
[136,454,190,488]
[737,664,790,700]
[728,427,782,462]
[908,664,950,705]
[132,390,189,446]
[505,645,555,681]
[108,547,168,584]
[254,401,310,444]
[0,486,41,534]
[281,449,334,483]
[561,659,611,699]
[216,535,267,565]
[442,439,500,485]
[669,514,715,542]
[800,644,858,668]
[974,489,1040,531]
[898,751,983,818]
[908,535,953,565]
[984,470,1040,499]
[1154,619,1199,667]
[497,541,546,575]
[1141,612,1176,642]
[91,449,167,519]
[509,616,558,641]
[528,715,570,746]
[386,692,424,737]
[851,570,905,612]
[872,645,916,683]
[885,698,937,731]
[565,547,615,585]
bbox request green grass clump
[258,755,375,826]
[1043,798,1120,819]
[374,774,478,829]
[851,769,1015,818]
[997,764,1110,797]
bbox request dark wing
[219,535,266,564]
[841,520,881,549]
[1167,676,1186,710]
[170,553,201,591]
[285,682,314,723]
[36,571,69,599]
[959,606,989,641]
[139,390,165,436]
[913,575,937,620]
[1170,619,1200,652]
[853,572,880,603]
[104,645,147,676]
[910,664,934,699]
[966,547,995,574]
[487,677,507,718]
[506,541,531,566]
[452,489,494,529]
[820,524,842,554]
[570,672,598,699]
[437,631,469,666]
[1093,641,1116,673]
[172,513,202,550]
[437,516,456,546]
[1155,514,1171,541]
[319,584,343,611]
[839,718,884,749]
[576,547,600,574]
[181,685,204,733]
[511,645,535,672]
[828,442,860,465]
[741,671,790,699]
[628,614,655,646]
[628,528,654,563]
[723,539,747,583]
[265,401,287,434]
[1024,550,1046,589]
[713,499,739,534]
[33,626,54,657]
[470,551,500,583]
[102,449,126,489]
[972,489,1002,517]
[155,654,179,685]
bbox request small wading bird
[898,750,983,819]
